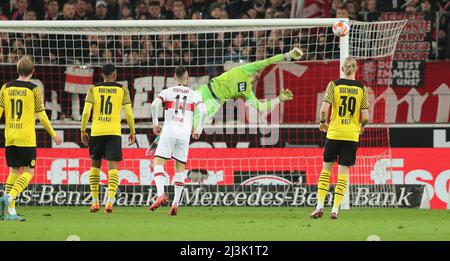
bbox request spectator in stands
[405,2,417,13]
[247,8,257,19]
[172,0,187,19]
[44,0,59,20]
[94,1,110,20]
[330,0,343,17]
[208,2,222,19]
[138,13,150,19]
[269,0,284,12]
[11,0,28,20]
[148,1,165,19]
[135,0,148,19]
[364,0,380,21]
[191,11,202,19]
[24,9,37,20]
[239,12,250,19]
[57,2,75,20]
[228,0,253,18]
[274,10,284,18]
[224,32,245,62]
[106,0,121,19]
[336,4,350,18]
[253,0,266,17]
[265,7,276,18]
[0,6,8,20]
[120,3,133,19]
[75,0,91,20]
[190,0,207,15]
[159,0,174,19]
[344,0,361,20]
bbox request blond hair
[17,55,34,76]
[342,56,357,76]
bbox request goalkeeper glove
[285,47,303,61]
[278,89,293,102]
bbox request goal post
[0,19,408,208]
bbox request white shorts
[154,136,189,164]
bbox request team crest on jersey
[238,82,247,92]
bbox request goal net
[0,19,407,208]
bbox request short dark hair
[102,63,116,76]
[175,66,187,79]
[149,1,160,7]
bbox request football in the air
[332,20,350,37]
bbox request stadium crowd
[0,0,449,66]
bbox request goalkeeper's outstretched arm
[246,89,294,112]
[240,48,303,76]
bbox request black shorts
[89,135,122,161]
[6,146,37,168]
[323,139,358,166]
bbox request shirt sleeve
[0,84,5,109]
[193,91,203,105]
[33,86,46,113]
[324,81,335,104]
[85,86,94,104]
[122,85,132,105]
[361,86,369,109]
[158,89,167,102]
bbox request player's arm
[81,87,94,146]
[192,94,207,140]
[360,86,369,135]
[245,88,293,112]
[122,85,136,145]
[151,91,165,135]
[319,81,335,133]
[239,48,303,76]
[34,87,62,145]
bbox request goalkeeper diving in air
[146,47,303,156]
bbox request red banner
[265,61,450,123]
[1,148,448,209]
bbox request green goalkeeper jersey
[209,54,285,111]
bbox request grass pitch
[0,207,449,241]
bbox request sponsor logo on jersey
[238,82,246,92]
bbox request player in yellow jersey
[0,55,62,222]
[310,57,369,219]
[80,64,136,214]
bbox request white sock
[316,201,324,210]
[332,206,339,214]
[153,165,166,197]
[7,194,13,204]
[8,207,17,215]
[172,172,185,207]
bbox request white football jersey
[158,85,203,142]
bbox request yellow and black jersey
[0,80,45,147]
[324,78,369,142]
[85,82,132,136]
